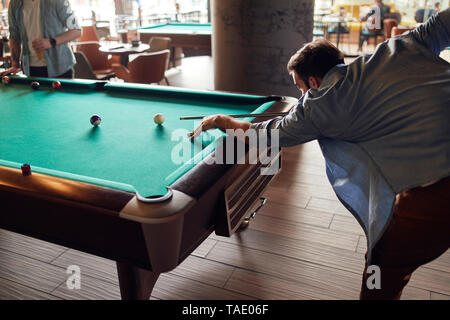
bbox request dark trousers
[359,34,370,50]
[360,176,450,299]
[29,66,74,79]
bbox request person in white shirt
[1,0,81,78]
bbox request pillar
[212,0,314,97]
[114,0,134,16]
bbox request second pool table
[120,23,212,66]
[0,76,297,299]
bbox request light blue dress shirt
[251,8,450,263]
[8,0,81,77]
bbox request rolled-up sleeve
[8,3,20,40]
[411,7,450,55]
[56,0,81,30]
[250,96,322,147]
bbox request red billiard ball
[21,164,31,176]
[30,81,40,90]
[1,76,11,85]
[52,81,61,89]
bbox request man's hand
[187,115,220,141]
[0,66,20,76]
[187,114,251,141]
[32,38,52,52]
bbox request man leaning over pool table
[188,8,450,300]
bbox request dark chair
[313,20,326,39]
[148,37,171,52]
[148,37,173,78]
[73,51,115,80]
[327,22,350,51]
[415,9,436,23]
[383,18,398,39]
[78,26,100,42]
[112,50,170,85]
[360,29,385,48]
[391,26,415,37]
[72,41,117,76]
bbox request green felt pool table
[0,76,297,299]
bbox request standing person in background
[175,2,180,22]
[434,2,441,12]
[91,9,97,26]
[0,0,81,78]
[358,0,390,52]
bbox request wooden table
[99,43,150,66]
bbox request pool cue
[180,112,289,120]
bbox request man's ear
[308,76,322,89]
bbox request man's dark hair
[287,39,344,85]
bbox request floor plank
[51,274,121,300]
[191,238,218,258]
[262,187,310,209]
[409,266,450,295]
[306,197,340,213]
[225,268,339,300]
[51,249,118,285]
[356,236,368,254]
[247,214,360,251]
[0,278,61,300]
[210,229,366,274]
[401,286,430,300]
[0,229,67,263]
[0,249,66,293]
[422,250,450,273]
[169,255,235,288]
[276,168,330,186]
[206,241,362,300]
[257,200,334,229]
[329,214,365,236]
[333,201,354,217]
[152,273,255,300]
[430,292,450,300]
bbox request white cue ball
[153,113,165,125]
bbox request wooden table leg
[116,262,160,300]
[120,55,129,67]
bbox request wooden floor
[1,54,449,300]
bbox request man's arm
[410,7,450,55]
[187,115,251,140]
[55,0,81,31]
[33,0,81,52]
[188,96,321,147]
[9,38,21,69]
[0,39,22,75]
[32,29,81,52]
